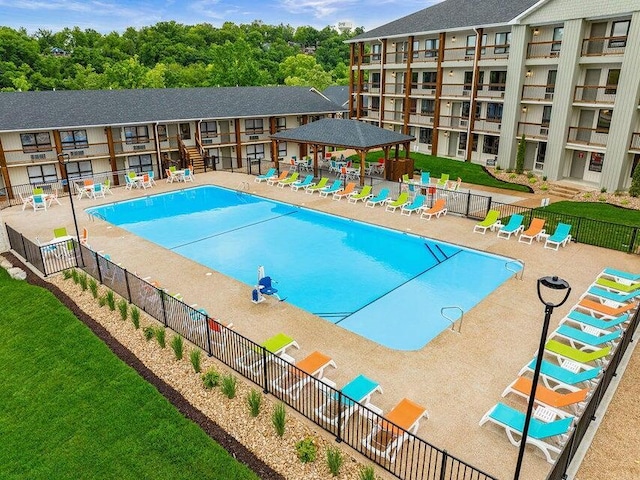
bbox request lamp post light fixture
[513,275,571,480]
[57,153,81,246]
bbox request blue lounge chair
[420,171,430,186]
[290,174,315,191]
[585,285,639,304]
[552,324,621,349]
[365,188,390,207]
[255,168,277,183]
[562,309,630,331]
[544,223,572,250]
[519,358,602,390]
[318,179,343,198]
[600,268,640,282]
[497,214,525,240]
[400,194,426,216]
[315,374,383,427]
[479,402,573,464]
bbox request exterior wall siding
[523,0,637,24]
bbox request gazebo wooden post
[383,146,391,181]
[358,149,366,186]
[313,144,319,177]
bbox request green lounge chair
[277,171,299,188]
[595,277,640,293]
[348,185,373,203]
[545,339,611,365]
[305,177,329,194]
[236,332,300,374]
[436,173,449,188]
[562,310,630,331]
[473,209,501,234]
[385,192,410,212]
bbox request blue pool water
[87,185,520,350]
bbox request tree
[515,134,526,174]
[630,160,640,197]
[279,54,332,91]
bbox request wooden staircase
[185,146,205,173]
[547,184,582,199]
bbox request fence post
[39,246,47,277]
[575,216,583,244]
[335,391,343,443]
[629,227,638,254]
[204,318,213,357]
[20,232,27,260]
[159,290,168,326]
[439,449,448,480]
[487,197,492,216]
[95,251,103,284]
[465,191,472,217]
[124,269,132,303]
[262,347,269,394]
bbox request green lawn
[347,150,531,193]
[538,201,640,226]
[0,268,258,480]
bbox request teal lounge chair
[595,276,640,293]
[400,194,426,216]
[545,339,611,365]
[318,179,343,197]
[544,223,572,250]
[277,171,299,188]
[315,374,383,427]
[601,268,640,282]
[562,309,630,331]
[385,192,410,212]
[305,177,329,194]
[497,214,525,240]
[255,168,277,183]
[365,188,390,207]
[473,209,502,234]
[586,285,639,303]
[479,402,573,463]
[290,174,315,191]
[552,324,621,350]
[348,185,373,203]
[519,358,602,389]
[420,171,430,186]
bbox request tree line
[0,21,363,92]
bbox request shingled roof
[0,86,347,132]
[270,118,414,149]
[349,0,541,42]
[322,86,349,108]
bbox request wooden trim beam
[269,117,277,163]
[105,127,119,185]
[403,36,414,135]
[380,39,387,126]
[234,118,243,168]
[348,43,355,118]
[0,137,12,200]
[356,43,365,119]
[467,28,483,162]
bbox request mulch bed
[3,251,285,480]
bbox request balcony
[443,46,475,62]
[408,49,439,64]
[385,51,408,64]
[473,118,501,134]
[526,41,561,59]
[630,133,640,152]
[438,115,469,130]
[382,109,404,122]
[567,127,608,147]
[573,85,617,105]
[522,85,555,101]
[384,82,406,95]
[410,83,437,95]
[479,44,510,61]
[440,83,470,97]
[517,122,550,139]
[476,84,506,99]
[353,53,380,65]
[408,113,436,126]
[581,36,627,56]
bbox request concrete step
[548,184,582,199]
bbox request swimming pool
[87,185,520,350]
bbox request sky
[0,0,443,34]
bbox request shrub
[117,299,128,320]
[526,171,535,178]
[221,374,237,399]
[614,190,624,197]
[130,306,140,329]
[630,162,640,197]
[78,272,88,291]
[272,402,286,437]
[143,326,155,341]
[540,184,549,191]
[515,134,526,175]
[326,447,344,476]
[621,199,630,205]
[190,349,202,373]
[105,290,116,311]
[71,269,79,284]
[598,195,608,202]
[88,278,98,299]
[247,389,262,417]
[359,466,376,480]
[170,335,184,360]
[583,192,592,199]
[506,168,514,173]
[62,269,73,280]
[98,296,107,307]
[202,368,221,389]
[155,327,166,348]
[529,177,537,184]
[295,437,317,463]
[495,164,502,172]
[509,173,518,179]
[542,175,548,181]
[600,187,607,193]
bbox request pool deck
[3,171,639,480]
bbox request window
[494,32,511,54]
[371,72,380,89]
[605,69,620,95]
[409,99,418,114]
[466,34,487,56]
[596,109,612,132]
[245,119,264,134]
[421,99,435,115]
[246,144,265,160]
[412,40,420,58]
[20,132,52,153]
[65,160,92,180]
[489,71,507,91]
[411,72,418,90]
[372,43,381,61]
[275,117,287,132]
[201,121,217,138]
[464,71,473,90]
[425,38,439,57]
[542,106,552,126]
[422,71,437,89]
[487,103,503,121]
[27,164,57,184]
[60,130,88,150]
[459,133,478,151]
[157,124,168,142]
[609,20,630,48]
[179,123,191,140]
[371,96,380,111]
[551,27,563,52]
[536,142,547,168]
[124,126,149,145]
[483,136,499,155]
[128,154,153,173]
[462,101,481,119]
[546,70,557,94]
[419,128,432,144]
[278,142,287,157]
[399,41,408,61]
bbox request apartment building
[0,86,344,196]
[347,0,640,192]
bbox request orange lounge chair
[266,170,289,186]
[272,351,337,399]
[518,218,546,244]
[332,182,356,201]
[502,376,589,414]
[362,398,428,462]
[578,298,637,317]
[420,198,447,220]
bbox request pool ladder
[506,259,525,280]
[237,181,250,191]
[441,306,464,334]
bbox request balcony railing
[476,84,506,99]
[581,36,627,56]
[472,118,501,134]
[382,109,404,122]
[630,132,640,152]
[517,122,550,139]
[567,127,609,147]
[443,46,475,62]
[522,84,555,101]
[573,85,617,104]
[408,49,440,63]
[438,115,469,129]
[384,82,406,95]
[408,112,436,126]
[527,41,562,58]
[479,44,510,60]
[440,83,471,97]
[410,83,438,95]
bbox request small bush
[71,269,79,284]
[272,402,286,437]
[583,192,592,199]
[117,299,128,320]
[105,290,116,311]
[221,374,237,399]
[130,306,140,329]
[526,171,535,179]
[630,162,640,197]
[614,190,623,197]
[202,368,221,389]
[143,326,155,341]
[326,447,344,476]
[190,349,202,373]
[600,187,607,193]
[171,335,184,360]
[509,173,518,179]
[155,327,166,348]
[78,272,88,291]
[62,269,73,280]
[621,199,630,205]
[529,177,537,184]
[98,296,107,307]
[247,389,262,417]
[540,184,549,191]
[505,169,514,173]
[359,466,376,480]
[295,437,317,463]
[515,134,526,175]
[88,278,98,299]
[495,164,502,172]
[542,175,547,181]
[597,195,608,202]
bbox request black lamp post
[57,153,81,243]
[513,275,571,480]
